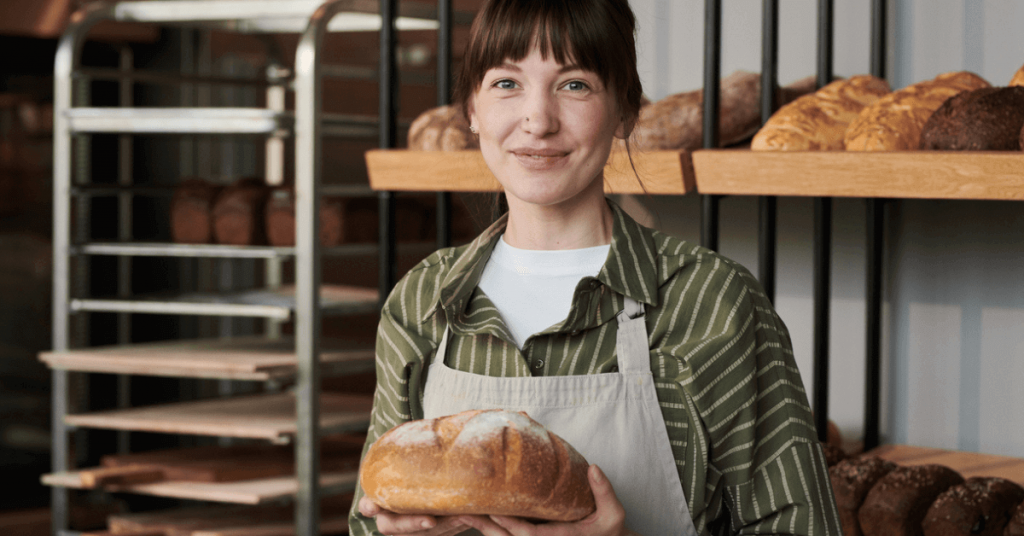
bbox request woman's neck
[502,189,613,251]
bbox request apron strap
[615,296,650,374]
[433,323,451,367]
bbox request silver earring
[470,125,478,134]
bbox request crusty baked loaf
[822,443,847,467]
[752,75,890,150]
[845,71,990,151]
[830,456,898,536]
[264,187,345,247]
[919,87,1024,151]
[359,409,595,521]
[859,464,964,536]
[632,71,816,150]
[407,105,479,151]
[1010,62,1024,87]
[922,477,1024,536]
[212,177,269,246]
[171,178,220,244]
[1006,501,1024,536]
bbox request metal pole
[436,0,453,249]
[700,0,722,252]
[117,45,134,455]
[379,0,398,296]
[759,0,779,303]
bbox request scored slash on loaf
[359,409,596,522]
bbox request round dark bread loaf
[212,177,269,246]
[264,186,345,247]
[171,178,221,244]
[830,456,898,536]
[922,477,1024,536]
[919,86,1024,151]
[359,409,596,522]
[1006,501,1024,536]
[822,442,848,467]
[859,464,964,536]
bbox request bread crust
[919,86,1024,151]
[359,409,596,522]
[407,105,479,151]
[1010,62,1024,87]
[751,75,890,150]
[844,71,990,151]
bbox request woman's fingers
[457,515,514,536]
[585,464,627,534]
[359,497,471,535]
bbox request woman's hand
[358,497,471,536]
[456,465,640,536]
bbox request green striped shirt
[349,200,841,536]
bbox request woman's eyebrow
[492,63,584,74]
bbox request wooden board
[39,336,375,380]
[108,499,351,536]
[868,444,1024,487]
[42,470,359,505]
[365,148,695,195]
[691,150,1024,200]
[65,392,373,440]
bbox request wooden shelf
[64,392,373,441]
[39,336,374,380]
[43,470,358,505]
[105,503,350,536]
[868,444,1024,486]
[365,149,695,195]
[692,150,1024,201]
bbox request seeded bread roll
[859,464,964,536]
[360,409,595,522]
[264,187,345,247]
[752,75,891,150]
[171,178,220,244]
[923,477,1024,536]
[1010,62,1024,87]
[845,71,991,151]
[1006,501,1024,536]
[919,87,1024,151]
[212,177,270,246]
[830,456,898,536]
[407,105,479,151]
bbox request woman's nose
[521,91,559,135]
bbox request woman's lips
[511,149,569,170]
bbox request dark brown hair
[453,0,643,138]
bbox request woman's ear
[614,114,635,140]
[467,98,479,133]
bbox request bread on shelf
[830,456,898,536]
[171,178,221,244]
[213,177,270,246]
[859,464,965,536]
[407,104,479,151]
[844,71,991,151]
[1010,62,1024,87]
[1006,501,1024,536]
[265,186,345,247]
[919,87,1024,151]
[752,75,890,151]
[922,477,1024,536]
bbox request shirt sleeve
[348,265,444,536]
[673,262,842,536]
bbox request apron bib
[422,297,698,536]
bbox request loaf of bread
[859,464,964,536]
[922,477,1024,536]
[171,178,221,244]
[822,443,848,467]
[632,71,816,150]
[359,409,595,521]
[830,456,898,536]
[407,105,479,151]
[751,75,890,150]
[1010,62,1024,87]
[1006,501,1024,536]
[264,187,345,247]
[845,71,990,151]
[919,87,1024,151]
[212,178,269,246]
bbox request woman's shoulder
[646,227,760,289]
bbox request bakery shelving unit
[44,1,466,535]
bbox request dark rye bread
[860,464,964,536]
[171,178,221,244]
[830,456,898,536]
[920,87,1024,151]
[923,477,1024,536]
[1006,501,1024,536]
[264,187,345,247]
[212,177,269,246]
[822,443,848,467]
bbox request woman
[350,1,841,535]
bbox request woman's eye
[563,80,590,91]
[494,79,518,90]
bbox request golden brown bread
[1010,62,1024,87]
[751,75,890,150]
[359,409,595,521]
[844,71,990,151]
[407,105,479,151]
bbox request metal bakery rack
[42,1,470,535]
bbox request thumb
[588,464,624,514]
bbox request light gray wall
[626,0,1024,455]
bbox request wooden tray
[692,150,1024,201]
[39,336,375,380]
[65,392,373,441]
[868,444,1024,486]
[366,148,696,195]
[103,501,350,536]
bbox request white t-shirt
[478,235,610,348]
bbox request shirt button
[534,360,544,369]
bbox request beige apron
[423,297,698,536]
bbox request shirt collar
[422,198,660,324]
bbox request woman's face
[469,46,625,210]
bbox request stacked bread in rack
[750,60,1024,152]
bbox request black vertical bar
[864,0,887,452]
[759,0,779,303]
[701,0,722,252]
[436,0,453,249]
[813,0,834,443]
[379,0,398,297]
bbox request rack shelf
[105,504,351,536]
[64,392,373,441]
[70,284,380,320]
[43,470,359,505]
[868,444,1024,487]
[65,108,389,137]
[365,148,696,195]
[39,336,374,380]
[72,241,438,259]
[691,150,1024,200]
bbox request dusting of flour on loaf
[385,419,438,447]
[453,410,549,447]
